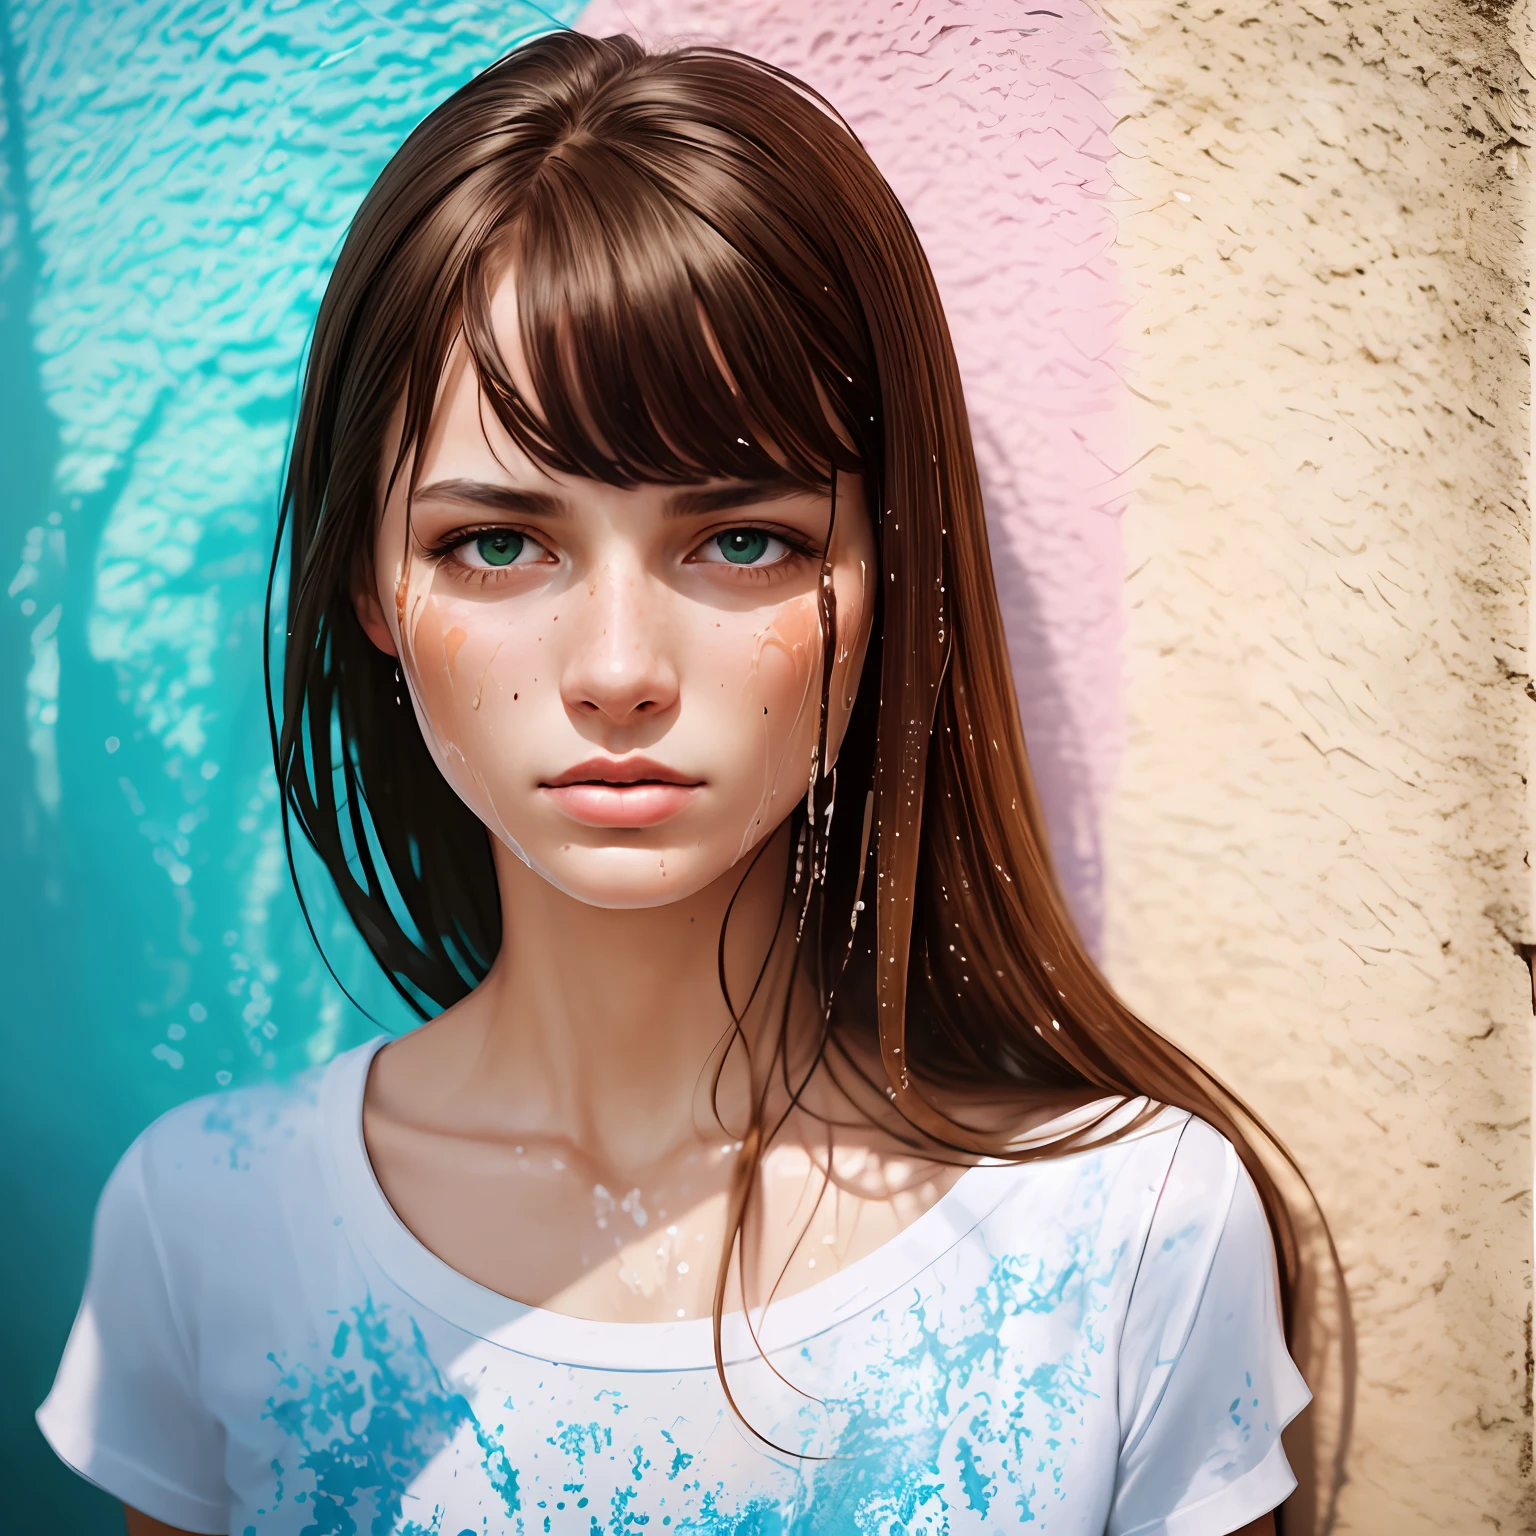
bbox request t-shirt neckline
[322,1035,1048,1370]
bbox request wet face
[356,279,877,911]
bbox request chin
[518,843,730,911]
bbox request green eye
[475,531,524,567]
[715,529,771,565]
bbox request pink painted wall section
[577,0,1129,946]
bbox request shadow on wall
[576,0,1133,949]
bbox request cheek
[742,594,822,729]
[834,557,873,705]
[409,603,506,718]
[395,568,539,797]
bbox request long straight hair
[271,29,1346,1529]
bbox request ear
[353,558,399,658]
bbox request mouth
[539,757,703,829]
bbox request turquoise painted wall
[0,2,577,1525]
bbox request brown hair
[271,28,1346,1528]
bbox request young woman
[39,30,1314,1536]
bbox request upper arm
[124,1506,207,1536]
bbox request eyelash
[697,526,819,581]
[422,523,821,581]
[419,526,549,585]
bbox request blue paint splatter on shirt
[264,1295,518,1535]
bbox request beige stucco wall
[1098,0,1532,1529]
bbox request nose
[558,563,680,729]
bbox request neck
[445,824,796,1171]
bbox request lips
[539,757,703,829]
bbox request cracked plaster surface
[1099,2,1532,1530]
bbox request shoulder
[111,1039,382,1252]
[1082,1104,1259,1279]
[1005,1097,1242,1216]
[1142,1109,1248,1237]
[973,1102,1248,1279]
[1012,1103,1263,1273]
[1121,1110,1281,1356]
[1079,1100,1247,1218]
[135,1061,324,1187]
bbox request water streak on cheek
[393,565,535,871]
[471,762,534,869]
[733,596,822,864]
[443,625,468,675]
[471,642,503,711]
[841,560,869,713]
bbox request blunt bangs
[427,61,881,495]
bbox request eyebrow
[412,477,814,520]
[413,479,566,517]
[664,481,810,518]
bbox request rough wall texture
[1097,1,1532,1530]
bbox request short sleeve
[1108,1118,1312,1536]
[36,1134,230,1534]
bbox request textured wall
[1097,1,1532,1530]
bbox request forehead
[418,324,547,487]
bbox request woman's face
[358,281,877,911]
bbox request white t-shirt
[39,1036,1309,1536]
